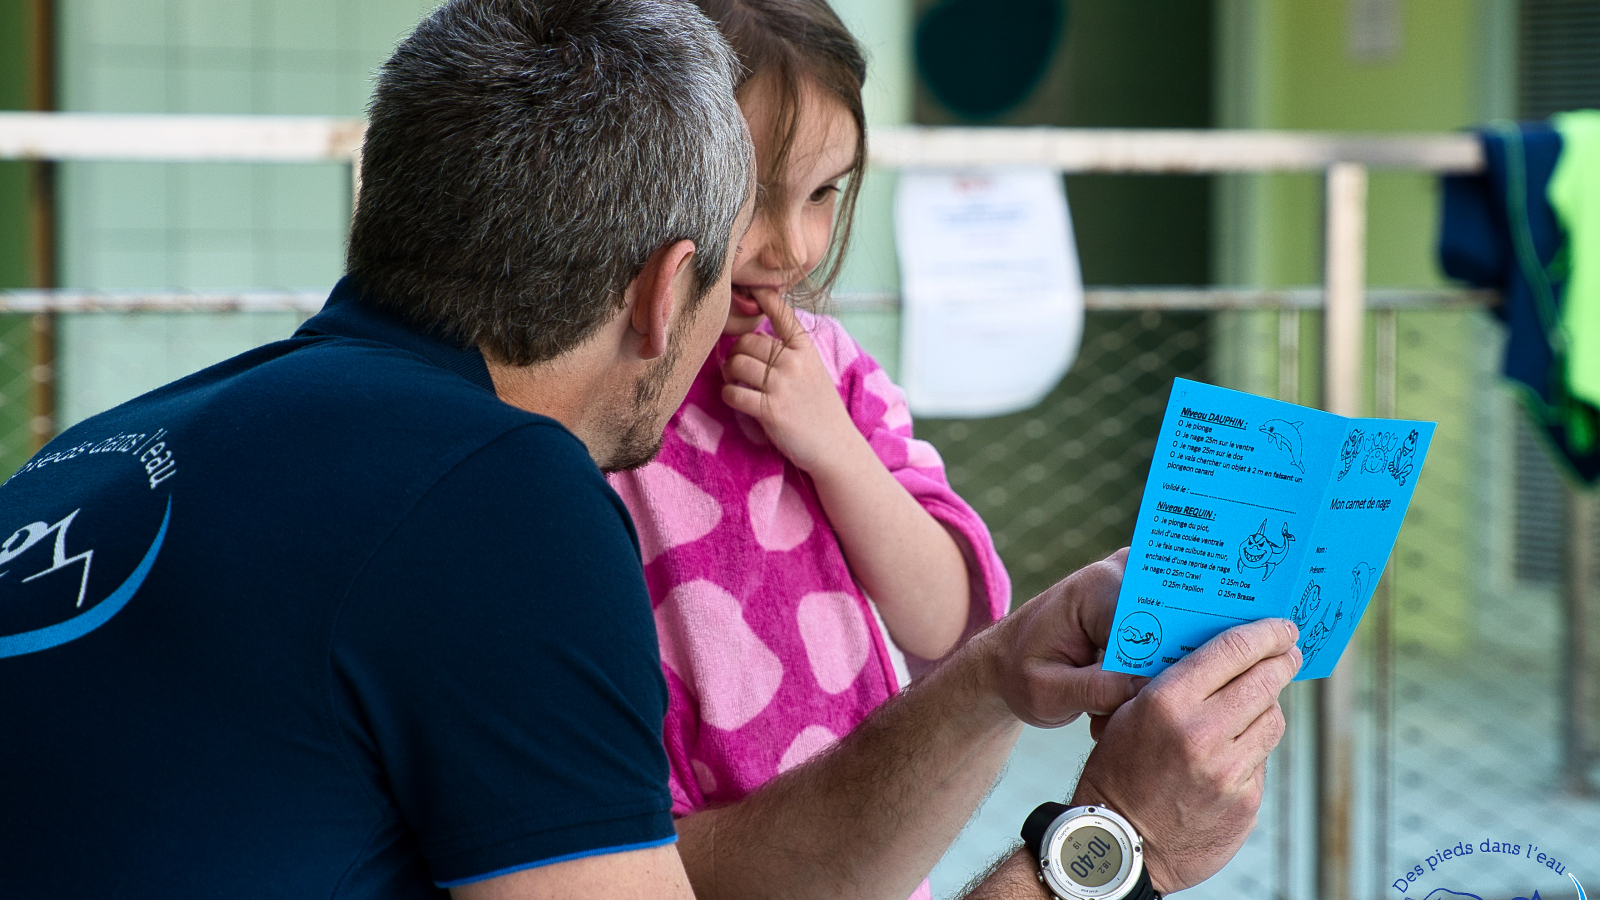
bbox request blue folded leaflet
[1105,378,1434,681]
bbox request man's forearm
[961,849,1051,900]
[673,552,1149,900]
[675,628,1023,900]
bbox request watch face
[1041,809,1139,900]
[1061,825,1122,887]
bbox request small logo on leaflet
[1116,611,1162,661]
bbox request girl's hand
[720,290,861,475]
[723,291,974,661]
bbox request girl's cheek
[806,197,842,269]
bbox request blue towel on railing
[1439,121,1600,483]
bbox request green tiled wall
[54,0,441,427]
[0,0,36,474]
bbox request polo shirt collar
[297,276,495,393]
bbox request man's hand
[1071,618,1301,894]
[977,548,1150,728]
[720,289,859,474]
[673,549,1146,900]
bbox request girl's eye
[808,184,841,204]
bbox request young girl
[608,0,1009,873]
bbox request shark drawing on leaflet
[1259,419,1305,473]
[1238,519,1294,580]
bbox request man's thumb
[1071,668,1148,717]
[1019,666,1147,728]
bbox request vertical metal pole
[1323,163,1367,419]
[349,145,362,215]
[27,0,57,452]
[29,313,54,451]
[346,145,362,326]
[1278,309,1301,405]
[1276,307,1301,900]
[1318,162,1367,900]
[1562,484,1596,795]
[1372,309,1398,896]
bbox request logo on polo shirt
[1,426,178,659]
[0,499,170,659]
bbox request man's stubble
[601,333,687,474]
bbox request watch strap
[1021,801,1070,858]
[1124,864,1160,900]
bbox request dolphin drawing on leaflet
[1259,419,1305,473]
[1351,561,1377,605]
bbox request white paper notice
[895,167,1082,418]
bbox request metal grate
[0,314,41,477]
[1519,0,1600,120]
[1514,415,1565,584]
[916,305,1600,899]
[918,310,1207,605]
[1514,0,1600,591]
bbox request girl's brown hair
[694,0,867,303]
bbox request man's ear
[627,239,698,360]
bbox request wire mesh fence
[5,301,1597,899]
[923,305,1599,899]
[1379,309,1600,900]
[0,314,41,476]
[919,310,1209,604]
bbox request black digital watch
[1020,802,1160,900]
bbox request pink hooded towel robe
[609,312,1010,898]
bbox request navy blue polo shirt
[0,277,675,898]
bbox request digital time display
[1061,825,1122,887]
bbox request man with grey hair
[0,0,752,896]
[0,1,1299,898]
